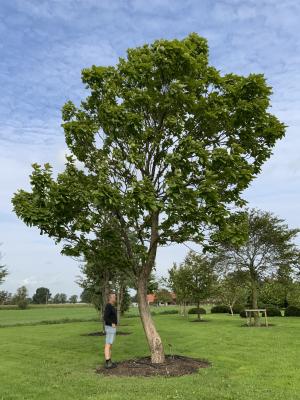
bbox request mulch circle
[96,355,211,377]
[81,331,132,336]
[190,319,210,323]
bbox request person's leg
[104,343,111,360]
[104,326,116,368]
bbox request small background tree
[0,291,12,305]
[260,278,288,308]
[214,209,300,325]
[166,263,192,316]
[155,289,173,305]
[80,288,92,303]
[69,295,78,303]
[32,287,51,304]
[216,270,249,314]
[0,247,8,285]
[52,293,67,304]
[287,282,300,307]
[13,286,29,309]
[183,251,216,320]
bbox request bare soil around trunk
[96,355,210,377]
[190,319,210,323]
[241,323,274,328]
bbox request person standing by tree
[103,293,117,369]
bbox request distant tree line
[0,286,80,309]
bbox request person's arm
[104,304,112,325]
[110,305,117,327]
[104,304,117,326]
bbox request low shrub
[240,310,247,318]
[211,305,230,314]
[285,306,300,317]
[231,305,245,314]
[156,309,178,315]
[188,307,206,315]
[266,306,282,317]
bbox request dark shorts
[105,325,116,344]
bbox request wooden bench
[245,309,268,327]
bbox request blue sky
[0,0,299,297]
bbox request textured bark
[118,210,165,363]
[137,275,165,364]
[116,283,124,325]
[101,273,110,333]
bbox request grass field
[0,305,99,327]
[1,305,300,400]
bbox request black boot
[105,359,116,369]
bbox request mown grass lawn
[0,307,299,400]
[0,305,99,327]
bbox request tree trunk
[251,278,260,326]
[183,301,186,317]
[137,275,165,364]
[118,210,165,363]
[116,282,124,325]
[229,305,234,316]
[197,301,201,320]
[101,273,110,333]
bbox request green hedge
[265,306,282,317]
[231,305,245,314]
[211,305,230,314]
[285,306,300,317]
[151,309,178,315]
[188,307,206,315]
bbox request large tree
[12,34,285,362]
[214,209,300,325]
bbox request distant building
[146,292,176,306]
[147,293,156,305]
